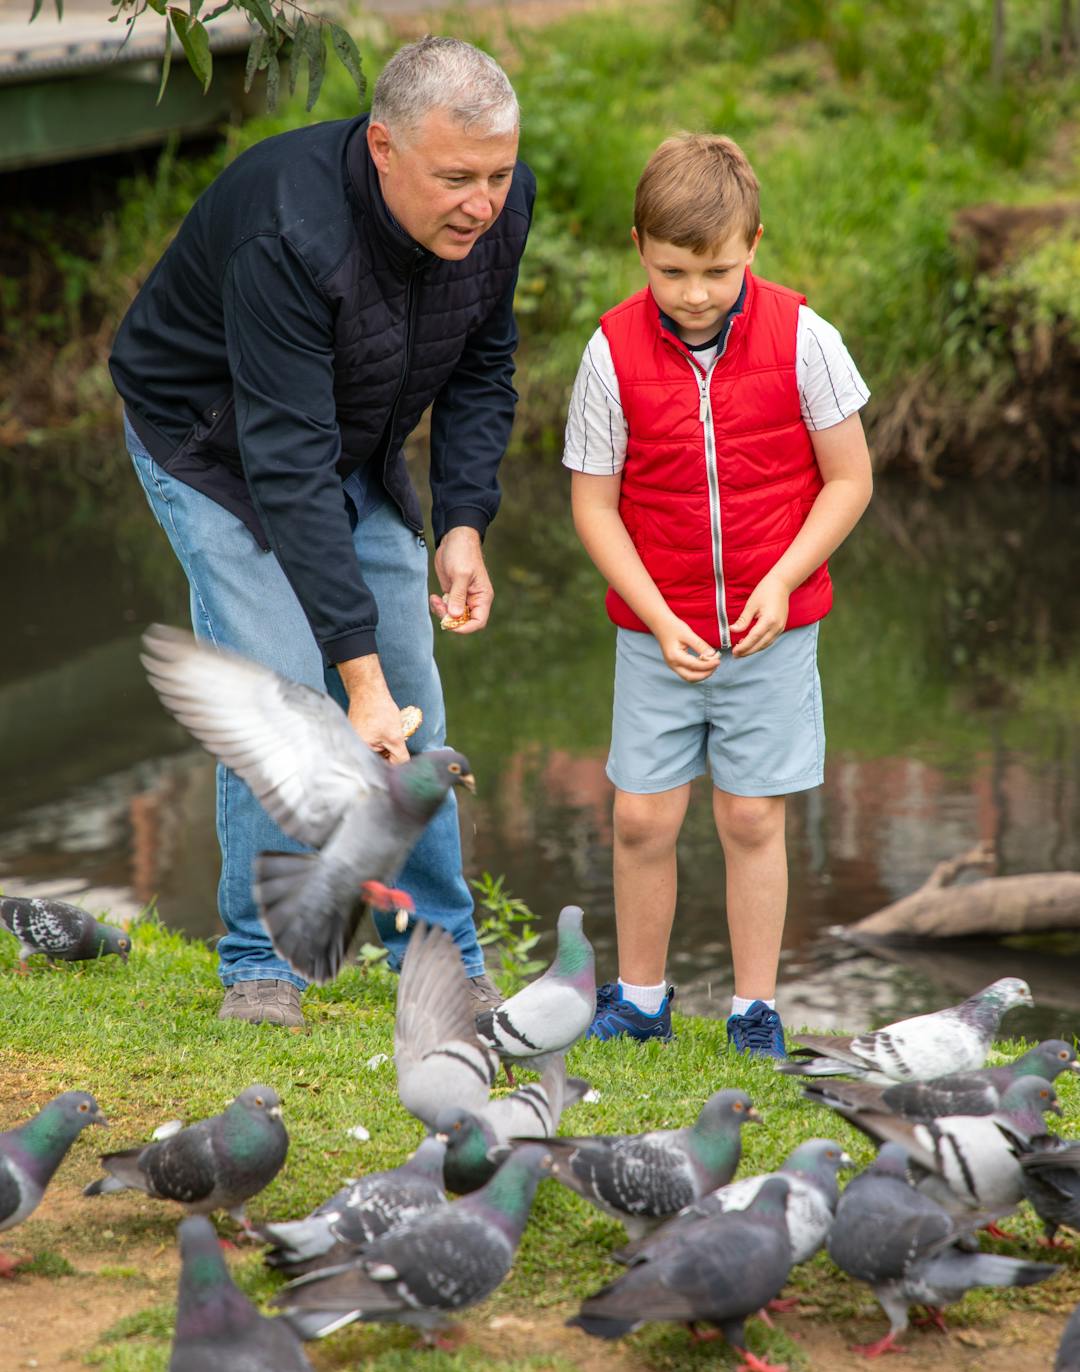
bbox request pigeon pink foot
[851,1331,907,1357]
[735,1348,789,1372]
[913,1306,948,1334]
[360,881,415,914]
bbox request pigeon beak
[435,1132,450,1144]
[461,772,476,794]
[839,1152,855,1169]
[93,1110,109,1128]
[746,1106,762,1123]
[1069,1062,1080,1074]
[1049,1098,1064,1117]
[268,1105,283,1120]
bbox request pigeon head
[231,1085,283,1117]
[782,1139,853,1203]
[12,1091,107,1183]
[973,978,1034,1015]
[868,1143,914,1181]
[176,1215,259,1337]
[745,1174,791,1222]
[1019,1040,1080,1081]
[407,1135,449,1177]
[552,906,594,981]
[97,922,131,963]
[999,1075,1062,1121]
[435,1108,493,1154]
[392,749,476,818]
[692,1089,761,1137]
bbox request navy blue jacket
[111,115,535,663]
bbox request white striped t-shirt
[562,305,870,475]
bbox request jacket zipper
[379,250,426,536]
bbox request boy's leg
[711,790,787,1001]
[613,783,692,985]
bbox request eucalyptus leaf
[29,0,44,21]
[168,9,212,92]
[201,0,232,17]
[265,48,279,112]
[244,29,266,94]
[242,0,275,39]
[329,22,365,102]
[156,17,173,104]
[305,21,326,113]
[287,13,304,96]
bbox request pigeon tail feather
[255,851,365,985]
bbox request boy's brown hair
[634,134,760,252]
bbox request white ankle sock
[618,979,667,1015]
[731,995,775,1016]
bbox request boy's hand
[731,573,790,657]
[656,618,721,682]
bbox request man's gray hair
[370,36,519,141]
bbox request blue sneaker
[585,982,675,1042]
[726,1001,787,1059]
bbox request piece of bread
[400,706,423,740]
[439,607,471,630]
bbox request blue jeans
[126,415,483,989]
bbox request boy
[563,135,872,1058]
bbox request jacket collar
[346,115,434,273]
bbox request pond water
[2,430,1079,1039]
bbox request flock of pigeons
[1,626,1079,1370]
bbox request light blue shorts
[606,623,825,797]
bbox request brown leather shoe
[466,971,503,1013]
[218,979,304,1027]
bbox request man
[111,37,535,1025]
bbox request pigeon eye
[78,1103,89,1113]
[448,762,462,775]
[255,1096,265,1106]
[733,1102,744,1113]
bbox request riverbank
[1,920,1078,1370]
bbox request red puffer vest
[600,270,832,650]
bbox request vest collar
[346,116,435,274]
[654,269,752,360]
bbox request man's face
[367,109,519,260]
[633,225,763,345]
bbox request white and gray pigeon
[540,1088,760,1241]
[394,920,498,1131]
[1058,1299,1080,1372]
[0,1091,107,1276]
[1,896,130,971]
[435,1054,592,1194]
[779,977,1033,1082]
[273,1143,553,1343]
[614,1137,852,1268]
[802,1038,1080,1120]
[84,1085,288,1226]
[257,1136,448,1277]
[475,905,595,1075]
[827,1143,1058,1357]
[1020,1135,1080,1246]
[140,625,475,985]
[169,1216,312,1372]
[567,1175,794,1366]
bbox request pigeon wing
[140,1122,220,1205]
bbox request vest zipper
[682,349,730,651]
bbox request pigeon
[257,1136,448,1277]
[802,1038,1080,1120]
[273,1143,553,1343]
[0,1091,107,1276]
[169,1216,312,1371]
[614,1137,852,1268]
[778,977,1033,1082]
[1058,1299,1080,1372]
[1020,1136,1080,1246]
[475,905,595,1074]
[567,1175,794,1366]
[827,1143,1058,1357]
[84,1085,288,1226]
[435,1055,592,1194]
[140,625,476,985]
[394,920,498,1131]
[1,896,130,972]
[540,1088,760,1240]
[812,1075,1062,1219]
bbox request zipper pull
[699,388,708,423]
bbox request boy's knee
[614,791,683,851]
[715,793,785,849]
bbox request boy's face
[633,225,763,346]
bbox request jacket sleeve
[427,164,537,546]
[222,234,379,664]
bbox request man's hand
[429,526,493,635]
[730,572,790,658]
[336,654,408,764]
[655,616,721,682]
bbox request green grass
[2,919,1079,1369]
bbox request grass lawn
[1,920,1078,1370]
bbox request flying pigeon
[0,1091,107,1276]
[1,896,130,972]
[540,1088,760,1240]
[778,977,1033,1083]
[273,1144,553,1344]
[475,905,595,1075]
[169,1216,312,1371]
[140,625,475,985]
[1057,1299,1080,1372]
[257,1136,448,1277]
[436,1055,591,1194]
[1020,1136,1080,1247]
[84,1085,288,1226]
[567,1175,794,1367]
[827,1143,1058,1357]
[394,920,498,1131]
[615,1137,851,1268]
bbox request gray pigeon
[394,920,498,1131]
[257,1136,448,1277]
[0,1091,107,1275]
[1,896,130,971]
[803,1038,1080,1120]
[615,1137,851,1268]
[435,1055,591,1194]
[1058,1299,1080,1372]
[779,977,1033,1082]
[84,1085,288,1226]
[1020,1136,1080,1246]
[273,1144,552,1343]
[827,1143,1058,1357]
[140,625,475,985]
[169,1216,311,1371]
[475,906,595,1074]
[540,1088,760,1240]
[567,1175,793,1359]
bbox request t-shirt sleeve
[561,327,629,475]
[796,305,871,432]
